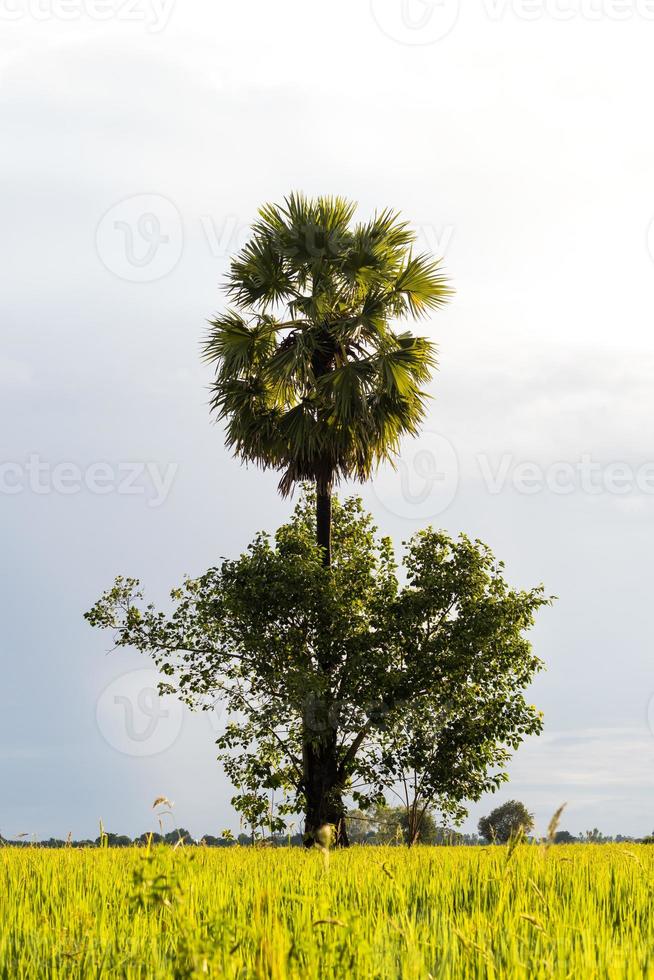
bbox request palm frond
[204,313,278,379]
[227,236,296,310]
[206,193,452,491]
[393,254,453,318]
[318,361,374,425]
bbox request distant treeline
[1,828,650,848]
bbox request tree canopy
[478,800,535,843]
[204,193,451,498]
[87,491,549,842]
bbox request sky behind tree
[2,0,654,840]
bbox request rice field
[1,842,653,978]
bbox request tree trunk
[302,729,349,847]
[302,475,349,846]
[316,479,332,568]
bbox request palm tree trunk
[316,479,332,568]
[302,476,350,846]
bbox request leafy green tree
[553,830,577,844]
[163,829,193,845]
[355,805,441,845]
[580,828,608,843]
[204,193,451,567]
[86,492,548,846]
[345,809,378,844]
[370,687,529,844]
[137,832,163,845]
[200,835,236,848]
[93,833,133,847]
[478,801,535,843]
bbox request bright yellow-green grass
[1,843,653,978]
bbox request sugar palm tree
[205,193,451,845]
[204,192,452,566]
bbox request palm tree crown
[205,193,451,562]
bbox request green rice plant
[1,843,654,978]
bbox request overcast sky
[2,0,654,842]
